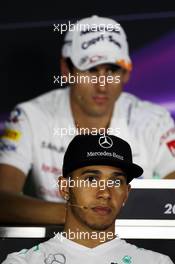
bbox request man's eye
[85,176,97,182]
[109,179,122,187]
[108,69,118,74]
[114,179,121,186]
[88,67,98,73]
[107,65,121,73]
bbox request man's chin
[84,219,115,231]
[87,223,112,231]
[85,107,110,118]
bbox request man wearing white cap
[0,15,175,224]
[2,134,174,263]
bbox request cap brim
[78,58,132,72]
[64,157,143,183]
[77,58,118,71]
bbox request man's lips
[92,95,108,104]
[92,206,111,216]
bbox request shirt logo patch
[166,140,175,157]
[18,249,29,255]
[44,253,66,264]
[0,142,16,151]
[41,141,65,153]
[8,107,22,123]
[122,255,132,264]
[1,129,21,141]
[33,244,40,251]
[41,164,62,176]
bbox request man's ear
[123,183,131,205]
[60,57,70,77]
[122,70,130,84]
[58,176,69,200]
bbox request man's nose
[97,68,106,76]
[95,70,109,91]
[96,184,111,200]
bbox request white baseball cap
[62,15,132,71]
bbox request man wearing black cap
[3,134,173,263]
[0,14,175,225]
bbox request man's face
[68,63,130,117]
[66,165,130,231]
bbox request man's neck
[75,115,111,132]
[63,227,116,248]
[64,211,116,248]
[70,90,113,129]
[71,101,112,131]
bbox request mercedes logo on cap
[99,136,113,149]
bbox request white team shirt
[0,87,175,202]
[2,233,173,264]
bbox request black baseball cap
[63,134,143,183]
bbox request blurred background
[0,1,175,131]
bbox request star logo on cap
[99,136,113,149]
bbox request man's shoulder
[119,92,171,124]
[120,92,169,115]
[2,245,42,263]
[17,87,69,116]
[2,237,57,263]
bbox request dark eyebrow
[81,169,101,176]
[81,170,127,178]
[111,172,127,177]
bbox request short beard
[81,217,115,231]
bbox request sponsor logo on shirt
[122,255,132,264]
[0,142,16,151]
[44,253,66,264]
[160,127,175,145]
[33,245,40,251]
[18,245,39,255]
[8,107,22,123]
[166,140,175,157]
[152,171,161,179]
[18,249,29,255]
[41,141,65,153]
[1,129,21,141]
[41,163,62,175]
